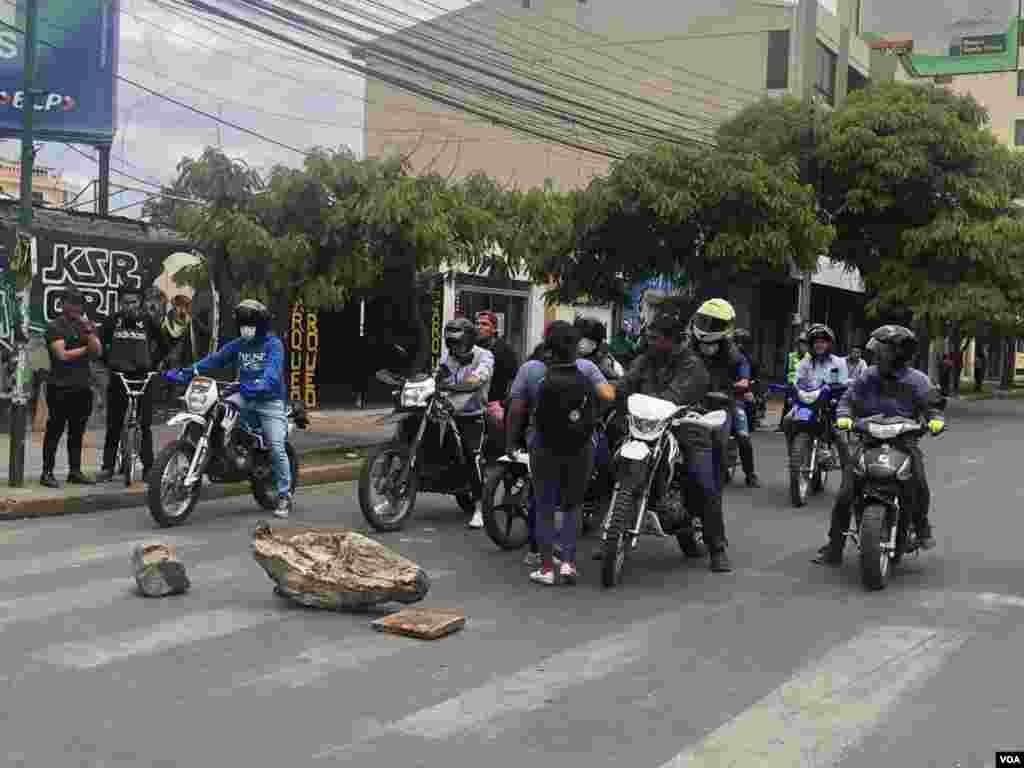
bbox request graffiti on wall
[288,302,320,408]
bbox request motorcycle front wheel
[147,439,203,527]
[601,490,633,588]
[359,443,419,532]
[251,443,300,510]
[859,504,892,591]
[789,433,811,507]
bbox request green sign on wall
[954,33,1007,55]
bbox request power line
[64,143,166,190]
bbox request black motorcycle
[359,367,484,532]
[481,405,619,550]
[846,415,943,591]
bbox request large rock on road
[251,523,430,611]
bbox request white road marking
[0,537,203,582]
[0,556,245,628]
[314,596,757,759]
[919,591,1024,615]
[33,607,287,670]
[658,625,968,767]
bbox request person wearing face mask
[440,317,494,529]
[41,288,103,488]
[97,287,169,482]
[169,299,292,517]
[601,311,734,571]
[813,325,945,565]
[690,299,760,488]
[783,324,850,456]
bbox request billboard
[0,0,118,144]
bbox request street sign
[955,33,1007,55]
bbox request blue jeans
[732,405,750,437]
[529,434,595,564]
[244,399,291,497]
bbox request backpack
[534,363,598,454]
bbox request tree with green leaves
[546,142,833,306]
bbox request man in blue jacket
[173,299,292,517]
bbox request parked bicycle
[115,371,159,487]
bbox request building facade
[0,158,71,206]
[886,17,1024,385]
[355,0,877,380]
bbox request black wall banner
[24,227,192,332]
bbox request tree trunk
[250,524,431,611]
[951,323,963,395]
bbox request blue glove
[162,368,191,385]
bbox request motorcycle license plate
[619,441,650,461]
[797,407,814,421]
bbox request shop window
[766,30,790,90]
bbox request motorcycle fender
[619,441,651,461]
[167,413,206,428]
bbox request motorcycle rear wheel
[601,490,632,588]
[147,439,202,527]
[789,433,811,507]
[481,464,531,550]
[359,443,419,532]
[251,443,300,510]
[859,504,891,591]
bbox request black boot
[709,545,732,572]
[916,518,936,550]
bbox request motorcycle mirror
[705,392,732,410]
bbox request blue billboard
[0,0,118,144]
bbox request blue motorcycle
[783,380,848,508]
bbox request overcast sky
[1,0,1019,221]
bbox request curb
[0,461,365,522]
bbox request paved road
[1,398,1021,767]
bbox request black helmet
[867,325,917,377]
[234,299,270,336]
[649,311,685,342]
[444,317,477,360]
[806,323,836,345]
[574,316,606,357]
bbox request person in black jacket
[475,311,520,405]
[97,287,168,481]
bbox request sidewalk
[0,407,394,521]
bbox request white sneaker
[273,494,292,519]
[467,506,484,529]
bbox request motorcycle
[147,372,309,527]
[481,404,620,550]
[785,380,848,507]
[358,367,484,532]
[845,415,942,590]
[599,392,727,588]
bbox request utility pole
[796,0,817,337]
[10,0,39,487]
[97,145,110,215]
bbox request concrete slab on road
[0,400,1022,768]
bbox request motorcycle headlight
[629,415,667,441]
[185,379,215,413]
[797,388,822,405]
[400,381,435,408]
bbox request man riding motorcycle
[171,299,292,517]
[779,332,810,431]
[691,299,759,488]
[784,324,850,457]
[812,325,944,565]
[440,317,494,529]
[599,310,732,571]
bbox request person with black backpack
[506,321,615,586]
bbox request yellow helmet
[689,298,736,344]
